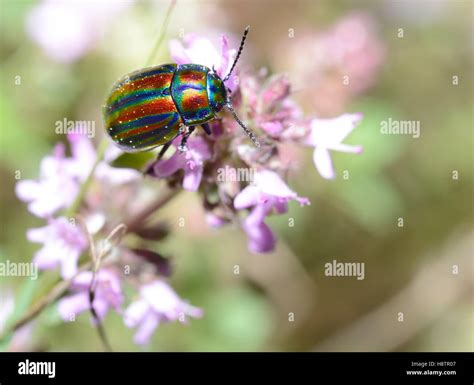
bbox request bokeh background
[1,0,472,351]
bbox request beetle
[103,26,259,159]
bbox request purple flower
[16,133,139,219]
[58,269,123,321]
[67,133,140,185]
[205,212,230,229]
[236,73,303,139]
[169,33,237,89]
[304,113,363,179]
[124,280,203,345]
[27,217,88,279]
[15,143,79,218]
[272,13,384,115]
[234,170,310,253]
[152,136,212,192]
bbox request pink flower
[236,73,303,139]
[67,133,140,184]
[205,212,229,229]
[27,217,88,279]
[58,269,123,321]
[259,79,302,135]
[234,170,310,253]
[169,33,237,89]
[273,13,384,115]
[321,13,385,94]
[124,280,203,345]
[15,143,79,218]
[15,133,139,219]
[152,136,212,192]
[26,0,133,63]
[305,113,363,179]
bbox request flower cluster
[148,33,364,252]
[16,133,202,345]
[275,12,385,116]
[16,30,364,347]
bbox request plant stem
[145,0,176,67]
[0,261,93,344]
[125,186,178,233]
[65,138,108,218]
[3,0,180,346]
[0,188,179,345]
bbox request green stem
[145,0,176,67]
[64,138,108,218]
[2,0,178,349]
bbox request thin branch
[125,187,178,233]
[87,223,127,351]
[0,261,93,338]
[145,0,176,67]
[0,189,178,344]
[64,139,108,218]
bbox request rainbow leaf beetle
[103,26,259,159]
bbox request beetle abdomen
[103,64,183,152]
[171,64,215,126]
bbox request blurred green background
[0,0,472,351]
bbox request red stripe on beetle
[112,73,174,99]
[112,97,177,125]
[181,94,208,111]
[178,71,206,84]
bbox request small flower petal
[124,299,149,328]
[234,185,260,209]
[134,312,159,345]
[183,164,203,191]
[58,293,90,321]
[313,147,335,180]
[244,219,276,253]
[124,280,202,345]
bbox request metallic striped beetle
[103,27,258,157]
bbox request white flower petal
[234,185,260,209]
[313,147,335,179]
[15,180,40,201]
[254,170,297,199]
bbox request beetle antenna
[223,26,250,83]
[226,103,260,147]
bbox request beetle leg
[157,141,172,160]
[201,123,212,135]
[143,142,173,175]
[178,126,196,152]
